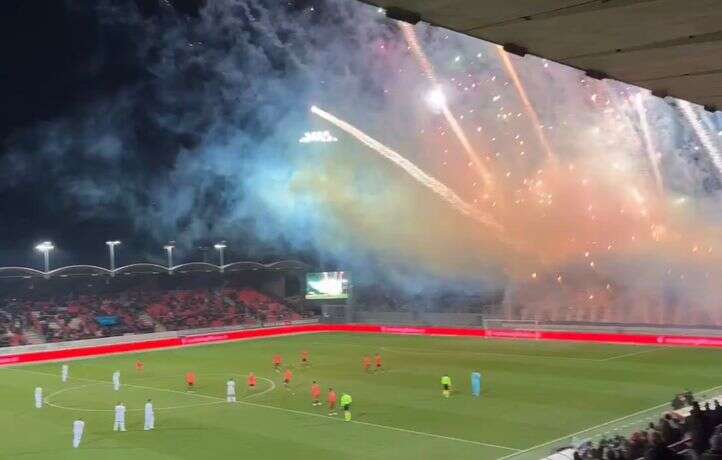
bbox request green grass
[3,333,722,459]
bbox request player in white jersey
[61,364,69,383]
[113,402,126,431]
[226,378,236,402]
[144,399,154,431]
[72,419,85,448]
[112,370,121,391]
[34,387,43,408]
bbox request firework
[495,45,557,163]
[678,100,722,176]
[633,92,664,196]
[310,105,504,232]
[400,22,495,192]
[308,18,722,326]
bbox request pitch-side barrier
[3,323,722,367]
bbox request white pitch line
[176,372,277,400]
[44,382,230,412]
[352,419,520,451]
[598,348,661,361]
[114,381,521,452]
[230,396,520,452]
[6,366,520,453]
[495,383,722,460]
[316,340,665,363]
[381,346,604,363]
[246,377,276,399]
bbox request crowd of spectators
[144,287,300,331]
[0,308,27,347]
[0,286,302,346]
[573,397,722,460]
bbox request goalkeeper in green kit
[441,374,452,398]
[341,393,353,421]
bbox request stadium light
[105,240,121,274]
[163,242,175,269]
[214,242,227,270]
[35,241,54,273]
[298,130,338,143]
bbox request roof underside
[364,0,722,111]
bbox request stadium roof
[0,260,310,278]
[366,0,722,111]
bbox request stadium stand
[0,274,305,346]
[0,306,27,347]
[572,397,722,460]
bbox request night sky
[0,0,322,268]
[1,1,191,266]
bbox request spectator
[0,286,304,347]
[575,398,720,460]
[644,431,678,460]
[660,413,681,444]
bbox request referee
[340,393,353,421]
[441,374,452,398]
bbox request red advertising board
[3,324,722,367]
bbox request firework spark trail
[440,105,495,188]
[399,23,436,84]
[700,107,718,134]
[678,100,722,176]
[399,22,495,191]
[310,105,504,232]
[633,92,664,196]
[495,46,557,163]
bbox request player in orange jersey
[300,350,310,366]
[363,355,372,373]
[283,369,293,389]
[311,381,321,406]
[186,371,196,391]
[247,372,257,389]
[327,387,337,415]
[375,352,383,372]
[273,354,282,372]
[135,360,144,373]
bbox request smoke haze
[2,0,722,317]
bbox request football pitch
[3,332,722,460]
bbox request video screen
[306,271,349,300]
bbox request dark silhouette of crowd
[574,397,722,460]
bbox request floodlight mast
[214,242,227,270]
[163,242,175,269]
[105,240,121,275]
[34,241,54,275]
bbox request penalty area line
[6,366,520,453]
